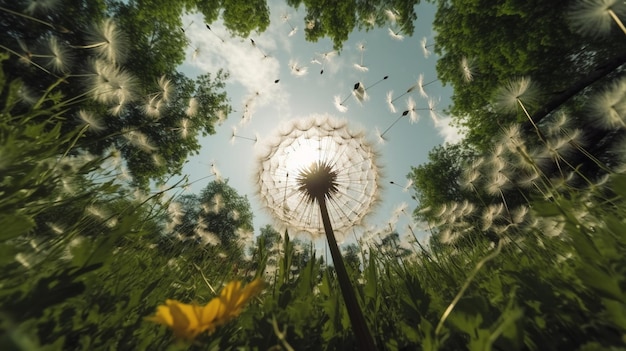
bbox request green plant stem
[435,239,503,336]
[317,196,377,351]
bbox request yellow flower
[147,279,264,339]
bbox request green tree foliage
[172,180,254,257]
[408,143,475,219]
[285,0,422,50]
[432,0,626,150]
[0,0,237,188]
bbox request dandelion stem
[517,99,547,142]
[608,9,626,36]
[317,196,377,351]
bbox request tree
[0,0,272,188]
[285,0,422,50]
[432,0,626,151]
[408,143,476,221]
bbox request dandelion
[255,114,379,350]
[147,279,264,340]
[568,0,626,37]
[80,18,128,63]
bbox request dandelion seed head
[568,0,626,38]
[460,56,475,82]
[86,18,129,63]
[493,77,540,115]
[255,114,381,239]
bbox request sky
[174,0,464,249]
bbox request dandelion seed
[24,0,61,15]
[333,95,348,113]
[185,97,199,117]
[427,98,439,124]
[420,37,432,58]
[385,8,399,23]
[211,163,222,182]
[179,118,190,139]
[460,56,475,83]
[375,127,387,144]
[493,76,540,116]
[288,27,298,37]
[43,36,71,73]
[406,96,419,123]
[122,128,156,153]
[289,59,308,77]
[568,0,626,37]
[587,78,626,129]
[77,109,106,133]
[352,82,368,104]
[144,96,162,119]
[385,91,397,113]
[388,28,404,41]
[81,18,128,63]
[158,75,174,102]
[353,63,369,72]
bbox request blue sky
[174,0,463,249]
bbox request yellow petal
[146,304,173,327]
[167,300,201,339]
[194,298,225,335]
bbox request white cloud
[433,115,466,144]
[182,14,285,111]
